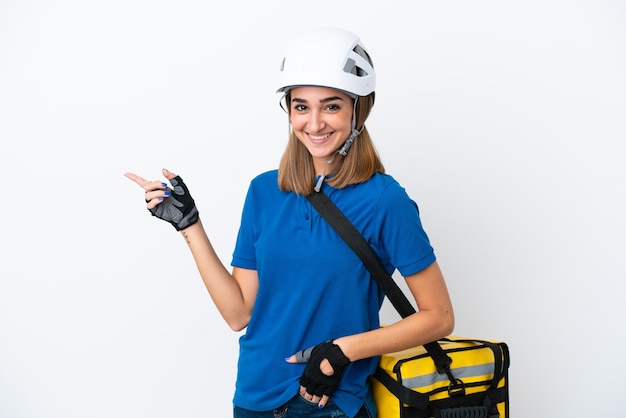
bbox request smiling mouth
[308,133,332,141]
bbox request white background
[1,1,625,417]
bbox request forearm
[181,219,252,331]
[334,308,454,362]
[335,262,454,361]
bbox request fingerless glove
[299,341,350,398]
[149,175,199,231]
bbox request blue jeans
[233,393,373,418]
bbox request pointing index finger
[124,172,150,188]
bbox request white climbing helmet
[276,27,376,97]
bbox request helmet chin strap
[337,125,362,156]
[314,98,361,192]
[314,153,337,192]
[338,96,361,156]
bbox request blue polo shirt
[231,170,436,418]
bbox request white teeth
[310,133,330,140]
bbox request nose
[307,110,325,132]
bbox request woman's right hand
[125,168,199,231]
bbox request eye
[292,104,308,112]
[324,103,342,111]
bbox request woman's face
[289,86,354,174]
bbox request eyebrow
[291,96,346,104]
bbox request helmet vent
[353,45,373,67]
[344,58,369,77]
[344,45,374,77]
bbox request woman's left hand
[285,341,350,409]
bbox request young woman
[125,27,454,418]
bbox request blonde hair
[277,92,384,195]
